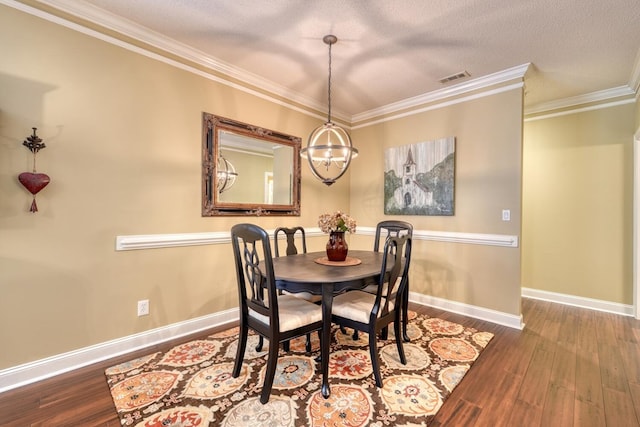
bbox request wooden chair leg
[233,324,248,377]
[394,317,407,365]
[368,328,383,387]
[380,326,388,340]
[255,335,264,352]
[313,330,324,363]
[402,284,410,342]
[283,340,290,352]
[305,333,312,353]
[352,329,359,340]
[260,339,280,404]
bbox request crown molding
[524,46,640,116]
[9,0,528,125]
[523,97,635,122]
[6,1,636,124]
[524,85,636,116]
[629,47,640,94]
[351,63,531,123]
[9,0,343,121]
[352,82,524,129]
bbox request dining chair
[275,226,349,339]
[272,226,319,352]
[331,234,412,387]
[274,226,307,257]
[352,220,413,342]
[231,223,323,404]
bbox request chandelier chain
[327,41,332,123]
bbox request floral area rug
[105,311,493,426]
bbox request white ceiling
[34,0,640,119]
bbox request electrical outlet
[137,299,149,316]
[502,209,511,221]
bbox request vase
[326,231,348,261]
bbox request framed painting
[384,137,455,215]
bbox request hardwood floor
[1,298,639,426]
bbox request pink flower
[318,211,357,233]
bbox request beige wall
[2,2,634,375]
[0,5,350,369]
[522,103,635,303]
[350,88,524,316]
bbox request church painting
[384,137,455,215]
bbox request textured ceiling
[38,0,640,118]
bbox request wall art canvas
[384,137,455,215]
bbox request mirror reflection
[202,113,301,216]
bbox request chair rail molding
[116,228,518,251]
[116,231,230,250]
[356,227,518,247]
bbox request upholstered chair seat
[249,294,322,332]
[332,291,393,324]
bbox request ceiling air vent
[438,71,470,84]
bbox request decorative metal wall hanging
[18,128,50,212]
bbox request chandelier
[217,154,238,193]
[301,35,358,186]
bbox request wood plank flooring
[1,298,639,426]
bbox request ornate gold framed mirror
[202,113,301,216]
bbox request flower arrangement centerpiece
[318,211,357,234]
[318,211,356,261]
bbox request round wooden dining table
[271,249,385,398]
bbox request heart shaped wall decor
[18,172,50,194]
[18,172,50,212]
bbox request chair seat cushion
[332,291,394,324]
[361,276,404,295]
[283,290,323,304]
[250,294,322,332]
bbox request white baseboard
[0,308,239,394]
[1,291,530,394]
[521,287,635,316]
[409,291,525,330]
